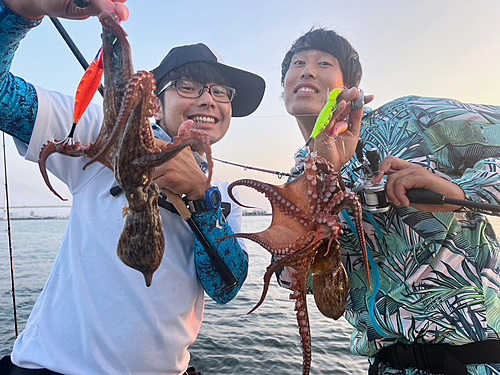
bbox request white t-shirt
[11,86,244,375]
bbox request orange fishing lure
[72,49,103,127]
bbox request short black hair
[281,28,362,88]
[156,62,230,96]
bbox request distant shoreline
[0,216,69,221]
[3,213,273,220]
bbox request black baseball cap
[151,43,265,117]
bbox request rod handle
[163,190,237,288]
[406,189,445,205]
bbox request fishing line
[3,132,18,337]
[213,157,293,179]
[213,90,361,179]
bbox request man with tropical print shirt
[279,28,500,375]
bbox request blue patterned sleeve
[191,208,248,304]
[0,0,41,144]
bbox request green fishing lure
[304,88,343,148]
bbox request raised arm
[151,134,248,304]
[0,0,130,144]
[191,192,249,304]
[0,0,42,143]
[3,0,129,21]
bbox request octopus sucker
[224,154,370,375]
[38,13,213,286]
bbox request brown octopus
[225,153,370,375]
[38,13,212,286]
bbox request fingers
[372,156,411,206]
[316,87,370,169]
[27,0,130,21]
[83,0,129,20]
[113,1,129,20]
[153,149,208,200]
[374,156,450,207]
[337,87,358,109]
[364,94,374,105]
[348,89,373,129]
[332,88,374,137]
[9,0,127,22]
[373,156,409,183]
[385,168,418,207]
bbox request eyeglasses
[158,79,237,103]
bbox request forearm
[0,0,41,143]
[192,208,248,304]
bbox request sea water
[0,217,368,374]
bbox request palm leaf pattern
[339,96,500,373]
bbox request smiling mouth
[295,87,318,94]
[189,116,218,124]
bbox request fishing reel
[352,141,390,213]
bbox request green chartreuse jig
[304,88,343,149]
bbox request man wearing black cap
[0,1,264,375]
[149,42,264,204]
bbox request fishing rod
[406,189,500,216]
[213,158,293,179]
[49,17,104,96]
[3,132,18,337]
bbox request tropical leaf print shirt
[343,96,500,358]
[284,96,500,365]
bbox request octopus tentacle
[133,140,196,168]
[229,179,311,223]
[227,180,258,209]
[248,238,324,314]
[323,190,371,289]
[304,156,320,216]
[223,231,317,259]
[229,154,371,374]
[290,275,312,375]
[38,142,62,200]
[38,140,90,201]
[247,258,281,315]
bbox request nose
[301,62,316,79]
[197,87,216,108]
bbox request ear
[152,96,163,121]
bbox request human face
[156,80,232,147]
[284,50,344,123]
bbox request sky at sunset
[2,0,500,212]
